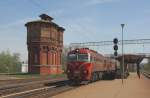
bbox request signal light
[113,45,118,50]
[113,38,118,57]
[113,38,118,44]
[114,51,118,56]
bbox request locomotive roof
[68,48,116,63]
[68,48,104,56]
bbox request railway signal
[113,38,118,57]
[114,51,118,56]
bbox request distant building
[25,14,65,75]
[128,64,136,72]
[21,63,28,73]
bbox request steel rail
[0,78,67,97]
[142,71,150,79]
[0,80,74,98]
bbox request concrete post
[136,63,140,78]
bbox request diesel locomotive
[66,48,117,83]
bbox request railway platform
[52,73,150,98]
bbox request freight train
[66,48,118,84]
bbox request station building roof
[117,54,145,64]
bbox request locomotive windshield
[78,54,88,61]
[68,54,77,61]
[68,53,89,62]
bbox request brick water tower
[25,14,65,75]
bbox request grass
[143,64,150,73]
[48,73,65,78]
[10,73,41,78]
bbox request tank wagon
[66,48,117,84]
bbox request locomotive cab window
[68,54,77,61]
[68,53,90,62]
[78,54,89,62]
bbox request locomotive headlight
[76,49,79,52]
[67,70,70,73]
[83,70,87,74]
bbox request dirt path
[52,73,150,98]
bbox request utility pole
[121,24,125,84]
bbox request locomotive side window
[90,56,94,62]
[91,56,96,62]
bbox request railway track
[0,76,65,85]
[142,71,150,79]
[0,80,75,98]
[0,78,74,98]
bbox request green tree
[0,50,21,73]
[143,58,150,72]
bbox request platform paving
[52,73,150,98]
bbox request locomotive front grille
[74,71,80,76]
[73,71,81,79]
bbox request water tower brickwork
[25,14,65,75]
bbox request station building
[25,14,65,75]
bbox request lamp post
[121,24,125,84]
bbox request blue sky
[0,0,150,61]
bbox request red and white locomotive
[66,48,117,83]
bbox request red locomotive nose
[74,62,80,68]
[68,61,85,72]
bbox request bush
[144,64,150,72]
[0,50,21,73]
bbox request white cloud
[86,0,120,6]
[0,17,36,30]
[0,9,64,30]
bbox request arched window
[34,47,39,64]
[42,46,49,65]
[34,53,38,64]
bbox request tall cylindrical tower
[25,14,65,75]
